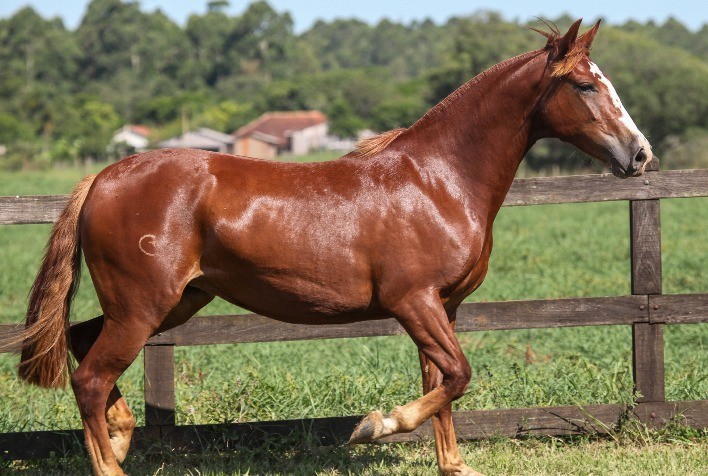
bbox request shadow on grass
[4,428,416,475]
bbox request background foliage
[0,1,707,171]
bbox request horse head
[534,19,653,178]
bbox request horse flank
[16,174,97,388]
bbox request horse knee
[446,359,471,399]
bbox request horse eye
[574,82,596,93]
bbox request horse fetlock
[106,400,135,463]
[390,405,419,432]
[107,418,134,463]
[109,433,131,464]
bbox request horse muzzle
[608,139,653,179]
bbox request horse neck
[401,49,548,217]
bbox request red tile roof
[128,125,151,137]
[233,111,327,147]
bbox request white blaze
[588,62,644,138]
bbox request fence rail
[1,162,707,460]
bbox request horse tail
[17,174,97,388]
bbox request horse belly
[195,224,376,323]
[193,268,376,323]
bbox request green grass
[0,162,706,474]
[7,437,708,475]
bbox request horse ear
[558,18,583,56]
[578,19,602,49]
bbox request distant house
[110,125,151,154]
[233,111,328,159]
[158,128,234,153]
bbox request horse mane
[354,21,590,159]
[549,42,588,77]
[354,50,543,159]
[528,20,591,77]
[354,128,407,158]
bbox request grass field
[0,162,706,475]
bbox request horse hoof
[348,410,384,444]
[440,465,485,476]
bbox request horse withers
[17,19,651,476]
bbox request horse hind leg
[71,317,152,476]
[69,287,214,473]
[69,317,135,464]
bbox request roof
[233,111,328,147]
[111,125,151,149]
[158,128,234,150]
[113,124,151,138]
[128,125,151,137]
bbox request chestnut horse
[17,19,651,476]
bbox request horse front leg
[349,292,483,475]
[420,344,482,475]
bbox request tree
[186,8,235,86]
[54,96,120,161]
[427,12,537,104]
[208,1,230,14]
[0,4,705,172]
[76,0,192,117]
[0,7,79,91]
[227,1,296,80]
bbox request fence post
[144,344,176,430]
[630,159,665,403]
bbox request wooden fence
[1,161,707,460]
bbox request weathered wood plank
[0,296,652,352]
[3,400,704,459]
[12,294,708,353]
[454,296,647,332]
[144,345,176,427]
[1,169,706,225]
[629,194,665,403]
[385,399,708,442]
[0,428,86,460]
[503,168,708,206]
[630,200,662,295]
[145,296,648,346]
[632,323,665,403]
[649,294,708,324]
[0,195,68,225]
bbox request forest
[0,0,707,172]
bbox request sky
[1,0,706,32]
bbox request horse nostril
[634,148,647,164]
